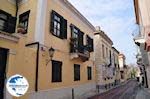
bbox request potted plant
[70,37,78,41]
[17,23,26,34]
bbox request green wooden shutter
[7,16,16,33]
[78,31,84,53]
[70,24,74,37]
[52,60,62,82]
[62,18,67,39]
[50,10,55,33]
[90,38,94,52]
[74,64,80,81]
[87,67,92,80]
[87,35,94,52]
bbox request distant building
[94,26,117,92]
[118,53,128,82]
[112,47,121,85]
[133,0,150,88]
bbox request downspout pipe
[15,0,19,17]
[143,66,148,88]
[26,42,40,92]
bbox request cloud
[68,0,137,64]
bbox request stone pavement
[89,80,138,99]
[136,88,150,99]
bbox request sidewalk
[136,88,150,99]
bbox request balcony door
[0,48,8,99]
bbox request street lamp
[46,47,55,65]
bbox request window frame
[87,67,92,80]
[0,10,10,31]
[86,35,94,52]
[19,10,30,34]
[50,10,67,39]
[102,44,105,58]
[51,60,62,82]
[53,13,61,37]
[74,64,80,81]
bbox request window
[52,60,62,82]
[70,24,84,53]
[19,10,30,34]
[109,50,112,63]
[74,64,80,81]
[50,10,67,39]
[120,71,124,79]
[0,11,8,31]
[0,10,16,33]
[102,44,105,58]
[86,35,94,52]
[87,67,92,80]
[106,47,108,58]
[71,26,79,48]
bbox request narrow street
[89,80,139,99]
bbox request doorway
[0,48,8,99]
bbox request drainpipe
[26,42,40,92]
[143,65,148,88]
[15,0,19,17]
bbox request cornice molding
[94,31,113,45]
[0,32,19,43]
[112,47,120,54]
[61,0,96,31]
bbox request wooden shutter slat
[7,16,16,33]
[78,31,84,53]
[50,10,55,33]
[62,18,67,39]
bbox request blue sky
[68,0,137,64]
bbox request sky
[68,0,137,64]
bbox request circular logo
[6,74,29,97]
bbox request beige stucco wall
[0,0,96,99]
[94,32,115,87]
[135,0,150,88]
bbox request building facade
[94,27,117,92]
[112,47,121,85]
[133,0,150,88]
[118,54,128,82]
[0,0,96,99]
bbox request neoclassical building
[94,27,117,92]
[133,0,150,88]
[0,0,96,99]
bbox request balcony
[133,25,145,46]
[134,34,145,46]
[70,38,90,62]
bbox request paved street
[89,80,139,99]
[136,88,150,99]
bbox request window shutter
[87,35,94,52]
[70,24,74,37]
[50,10,55,33]
[90,38,94,52]
[52,60,62,82]
[74,64,80,81]
[78,31,84,53]
[62,18,67,39]
[7,16,16,33]
[60,16,64,39]
[87,67,92,80]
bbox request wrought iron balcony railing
[70,38,90,61]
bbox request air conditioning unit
[8,0,28,5]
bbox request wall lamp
[46,47,55,65]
